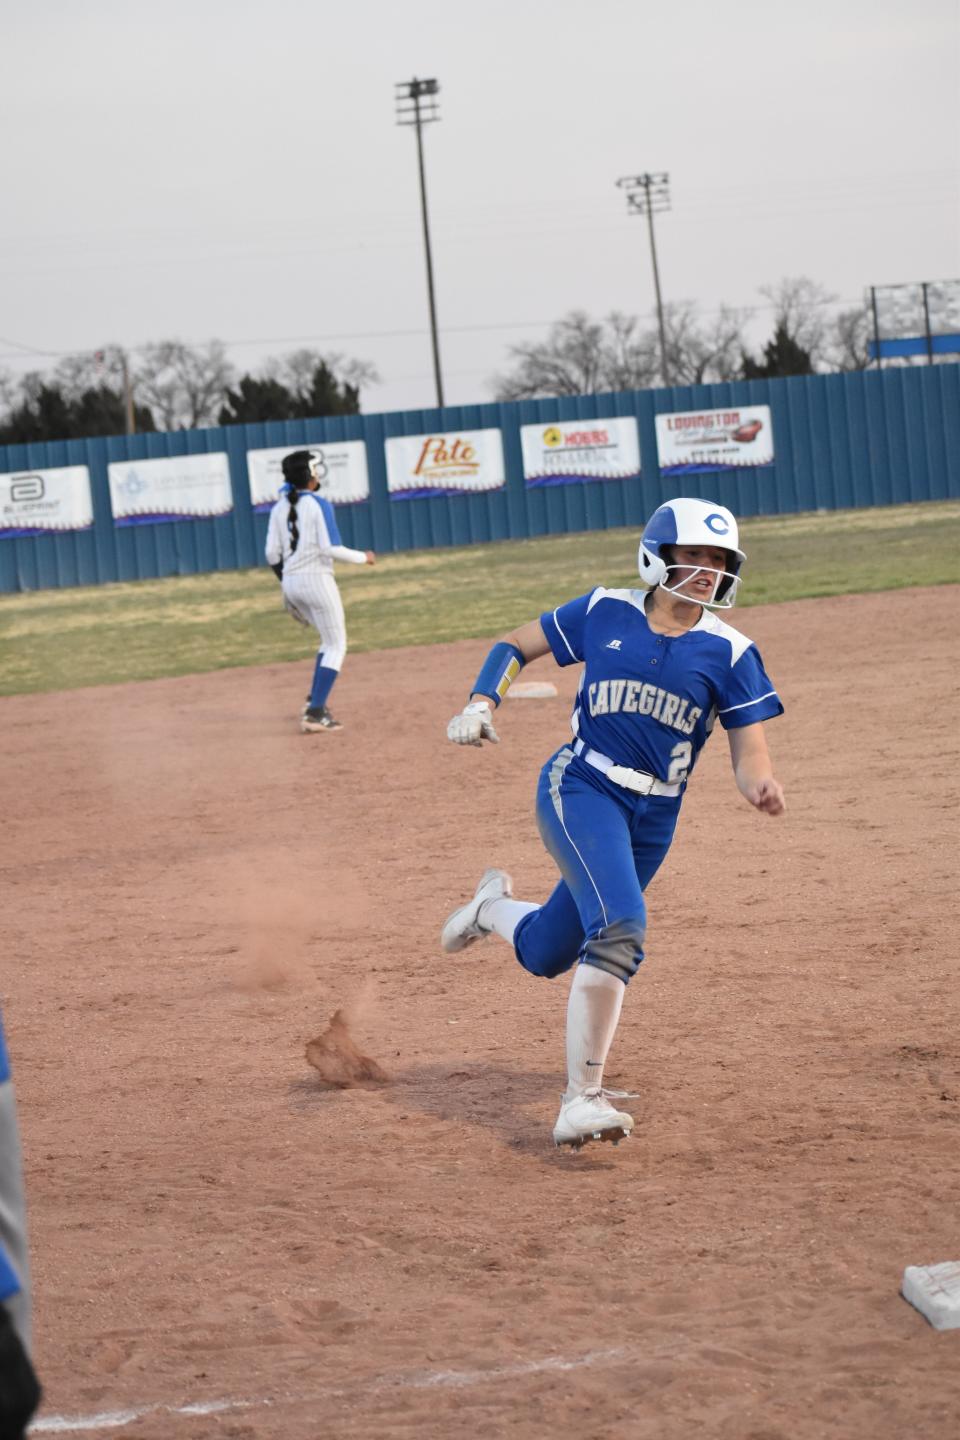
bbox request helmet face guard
[638,498,745,609]
[281,449,323,489]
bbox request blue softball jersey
[540,587,783,783]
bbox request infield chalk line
[31,1347,630,1433]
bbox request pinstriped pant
[282,569,348,671]
[0,1071,31,1354]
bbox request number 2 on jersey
[667,741,692,785]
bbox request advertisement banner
[0,465,94,538]
[246,442,369,512]
[655,405,774,475]
[520,416,640,488]
[108,453,233,526]
[385,429,505,500]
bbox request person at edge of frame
[0,1011,42,1437]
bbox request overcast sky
[1,0,957,415]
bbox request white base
[901,1262,960,1330]
[506,681,558,700]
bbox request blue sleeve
[717,644,784,729]
[539,591,596,667]
[0,1242,20,1301]
[0,1017,21,1301]
[315,494,343,546]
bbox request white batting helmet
[638,497,746,609]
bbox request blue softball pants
[513,745,683,985]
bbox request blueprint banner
[385,429,505,499]
[246,442,369,512]
[108,453,233,526]
[521,417,640,488]
[655,405,774,475]
[0,465,93,538]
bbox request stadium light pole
[616,172,672,386]
[396,77,445,409]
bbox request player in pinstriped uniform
[442,498,786,1149]
[0,1013,42,1436]
[265,450,375,733]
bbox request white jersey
[265,487,367,673]
[265,490,366,577]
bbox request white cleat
[553,1087,636,1149]
[440,868,513,954]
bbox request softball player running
[442,498,785,1149]
[265,450,375,733]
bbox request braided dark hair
[281,450,315,554]
[287,486,302,552]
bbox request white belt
[573,739,683,797]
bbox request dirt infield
[4,585,959,1439]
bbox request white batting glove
[447,700,500,747]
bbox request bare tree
[135,340,236,429]
[828,306,872,371]
[490,304,750,399]
[662,302,748,385]
[491,311,660,400]
[261,348,380,406]
[52,350,109,398]
[0,369,18,420]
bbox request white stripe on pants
[283,570,347,670]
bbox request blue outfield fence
[1,363,958,594]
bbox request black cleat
[301,706,342,733]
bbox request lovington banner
[655,405,774,476]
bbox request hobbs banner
[0,465,93,538]
[108,452,233,526]
[385,429,505,500]
[521,417,641,487]
[246,442,370,512]
[655,405,774,476]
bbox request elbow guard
[471,641,525,707]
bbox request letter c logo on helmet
[705,512,729,536]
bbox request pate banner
[0,465,94,538]
[108,452,233,526]
[385,429,505,500]
[521,416,641,488]
[246,442,369,512]
[655,405,774,475]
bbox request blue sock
[309,654,339,710]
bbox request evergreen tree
[741,323,815,380]
[218,376,299,425]
[295,360,360,418]
[218,362,362,425]
[0,383,154,443]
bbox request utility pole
[395,77,445,409]
[95,347,136,433]
[616,172,672,386]
[869,286,883,370]
[119,350,135,434]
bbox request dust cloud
[305,1005,389,1089]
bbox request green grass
[1,501,958,696]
